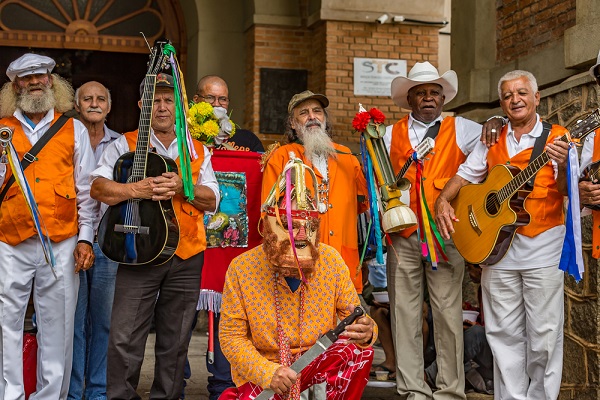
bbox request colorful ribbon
[163,44,197,201]
[414,157,447,269]
[559,143,584,281]
[5,141,56,275]
[359,136,384,265]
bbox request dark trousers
[107,252,204,400]
[207,313,235,400]
[182,312,235,400]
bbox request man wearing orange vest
[383,61,488,400]
[435,70,569,399]
[261,91,368,295]
[90,73,219,399]
[0,54,97,400]
[579,50,600,256]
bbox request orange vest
[124,131,207,259]
[486,124,565,237]
[0,113,78,245]
[389,116,466,238]
[591,129,600,258]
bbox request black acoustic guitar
[97,40,180,266]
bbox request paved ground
[138,331,492,400]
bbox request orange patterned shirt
[220,243,378,389]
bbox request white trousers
[480,266,564,400]
[387,233,465,400]
[0,236,78,400]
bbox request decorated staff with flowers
[381,61,502,399]
[352,105,417,270]
[184,75,265,400]
[261,90,369,295]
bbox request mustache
[20,83,46,94]
[85,107,103,113]
[305,119,322,128]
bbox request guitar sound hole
[485,192,501,215]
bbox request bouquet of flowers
[187,101,236,146]
[352,105,386,138]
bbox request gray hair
[284,107,332,143]
[497,70,538,99]
[74,82,112,107]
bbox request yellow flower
[230,120,236,137]
[186,101,237,145]
[200,120,220,138]
[190,102,213,121]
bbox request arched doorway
[0,0,188,133]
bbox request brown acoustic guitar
[450,110,600,265]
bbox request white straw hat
[391,61,458,109]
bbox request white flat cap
[6,53,56,81]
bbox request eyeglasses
[198,94,229,105]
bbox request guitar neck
[395,157,414,180]
[132,75,157,181]
[498,126,592,202]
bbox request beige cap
[6,53,56,81]
[287,90,329,114]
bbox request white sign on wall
[353,58,407,96]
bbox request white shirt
[0,109,98,243]
[93,125,121,228]
[580,132,595,172]
[383,114,483,156]
[456,116,565,270]
[91,130,220,212]
[93,125,121,164]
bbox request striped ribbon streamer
[164,44,197,201]
[5,142,56,274]
[414,158,447,269]
[559,143,584,281]
[359,136,384,265]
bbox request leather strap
[422,120,441,142]
[526,121,552,188]
[0,111,74,205]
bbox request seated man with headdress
[219,156,377,400]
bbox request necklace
[311,155,330,213]
[273,272,305,400]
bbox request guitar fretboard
[497,111,600,202]
[131,75,157,182]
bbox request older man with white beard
[0,54,97,400]
[261,90,368,295]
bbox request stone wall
[538,74,600,399]
[496,0,576,63]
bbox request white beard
[17,85,55,114]
[297,122,336,163]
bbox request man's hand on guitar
[269,366,298,395]
[134,172,183,201]
[579,180,600,206]
[434,196,457,240]
[150,172,183,200]
[546,139,570,168]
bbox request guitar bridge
[114,224,150,235]
[467,205,482,236]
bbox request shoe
[369,364,396,380]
